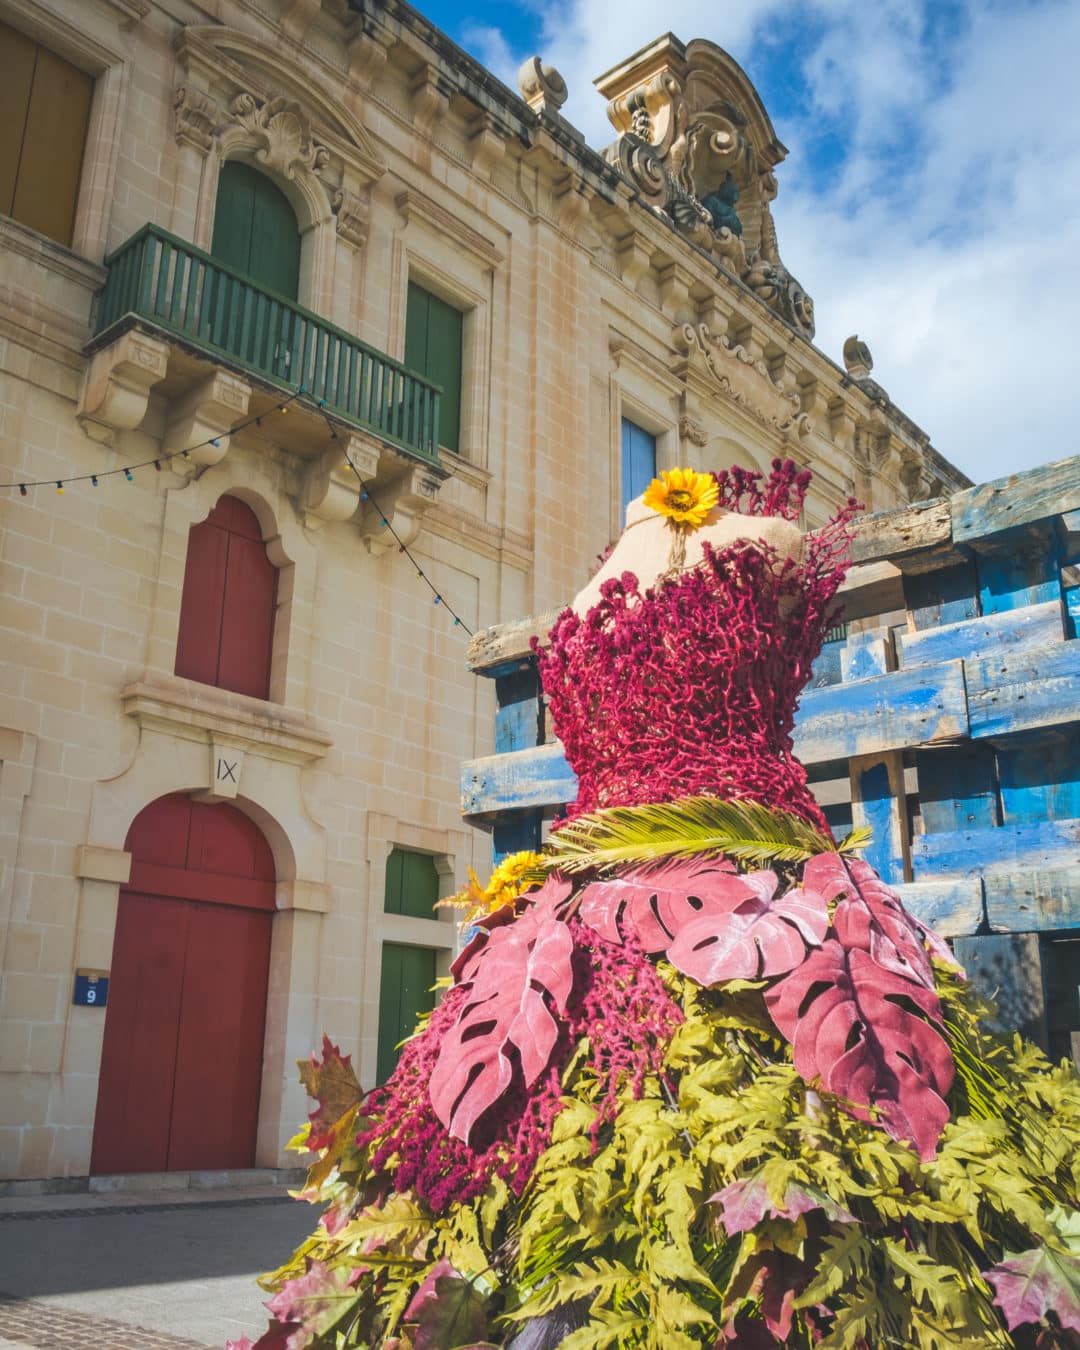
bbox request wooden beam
[461,742,576,819]
[467,609,561,675]
[848,497,955,569]
[893,878,985,938]
[898,599,1065,669]
[984,867,1080,933]
[966,639,1080,739]
[794,660,968,763]
[952,453,1080,544]
[911,817,1080,880]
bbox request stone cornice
[121,676,332,765]
[394,190,505,268]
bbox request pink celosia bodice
[536,461,858,829]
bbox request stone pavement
[0,1186,317,1349]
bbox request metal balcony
[92,225,441,464]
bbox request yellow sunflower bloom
[642,467,719,529]
[437,850,545,926]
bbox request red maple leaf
[296,1035,362,1152]
[986,1248,1080,1333]
[429,875,576,1144]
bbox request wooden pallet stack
[461,455,1080,1063]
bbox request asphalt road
[0,1191,317,1349]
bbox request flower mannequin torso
[572,495,805,618]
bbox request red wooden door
[174,495,278,700]
[91,795,275,1174]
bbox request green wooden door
[384,847,440,920]
[404,282,462,454]
[377,943,437,1083]
[211,161,300,301]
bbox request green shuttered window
[404,282,463,455]
[211,161,301,302]
[377,849,441,1081]
[0,20,93,247]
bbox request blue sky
[414,0,1080,485]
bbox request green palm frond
[541,796,870,874]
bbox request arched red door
[91,794,275,1174]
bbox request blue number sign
[73,969,109,1007]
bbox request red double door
[91,794,275,1175]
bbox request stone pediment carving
[230,91,329,180]
[595,34,815,341]
[174,26,387,186]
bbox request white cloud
[476,0,1080,482]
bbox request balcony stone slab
[163,369,252,472]
[76,330,169,443]
[359,460,445,555]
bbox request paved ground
[0,1188,317,1349]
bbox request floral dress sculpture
[237,463,1080,1350]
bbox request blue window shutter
[621,418,657,514]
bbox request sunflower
[438,850,545,926]
[642,467,719,529]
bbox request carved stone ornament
[230,91,329,180]
[518,57,569,115]
[673,321,812,441]
[843,335,874,380]
[174,86,220,154]
[595,35,816,341]
[331,187,369,250]
[678,415,708,448]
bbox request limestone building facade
[0,0,968,1181]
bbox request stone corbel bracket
[77,331,170,444]
[301,434,379,529]
[467,112,507,180]
[410,64,451,140]
[359,460,445,555]
[163,370,252,473]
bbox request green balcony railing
[93,224,441,463]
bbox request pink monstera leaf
[986,1247,1080,1334]
[577,857,747,952]
[765,938,953,1160]
[802,853,937,990]
[429,874,575,1144]
[667,871,829,984]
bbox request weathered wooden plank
[898,599,1065,669]
[904,562,979,632]
[893,878,985,938]
[998,728,1080,825]
[952,452,1080,544]
[841,632,890,681]
[966,638,1080,739]
[794,660,968,764]
[953,934,1049,1044]
[836,560,905,623]
[984,867,1080,933]
[461,742,576,819]
[916,743,999,835]
[911,817,1080,880]
[495,698,540,754]
[848,498,953,567]
[467,608,562,675]
[976,529,1060,615]
[493,815,543,860]
[850,753,909,884]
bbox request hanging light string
[1,380,473,637]
[1,389,305,494]
[316,400,473,637]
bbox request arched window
[174,495,279,700]
[211,160,300,301]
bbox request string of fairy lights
[0,382,472,637]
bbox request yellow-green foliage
[259,967,1080,1349]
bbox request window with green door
[404,281,463,455]
[211,161,301,301]
[376,848,442,1082]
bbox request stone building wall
[0,0,968,1180]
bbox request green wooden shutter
[0,21,92,247]
[211,162,300,301]
[404,281,462,455]
[377,943,437,1082]
[384,847,440,920]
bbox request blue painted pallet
[462,454,1080,949]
